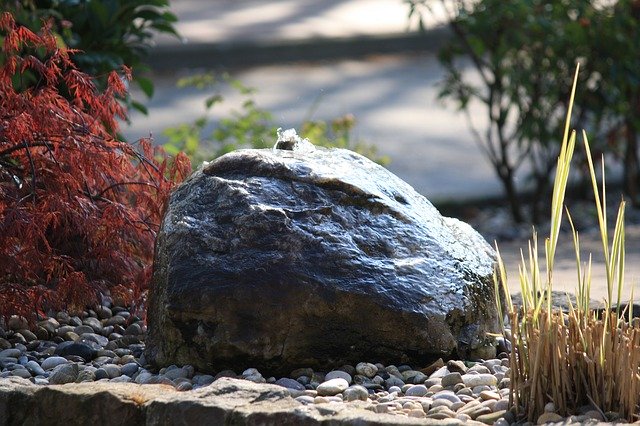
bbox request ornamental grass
[494,65,640,422]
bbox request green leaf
[137,76,154,98]
[130,100,148,115]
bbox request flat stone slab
[0,376,481,425]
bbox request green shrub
[3,0,180,115]
[162,73,390,167]
[407,0,640,222]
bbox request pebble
[441,372,463,387]
[295,395,315,404]
[41,356,69,370]
[404,384,428,397]
[432,390,461,404]
[121,362,139,377]
[10,367,32,379]
[324,370,352,384]
[343,385,369,402]
[0,348,21,358]
[316,378,349,396]
[275,377,306,391]
[49,363,79,384]
[76,369,96,382]
[384,375,404,389]
[537,412,564,423]
[0,304,599,425]
[25,360,45,376]
[355,362,377,378]
[461,373,497,387]
[55,342,96,361]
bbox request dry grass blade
[495,65,640,422]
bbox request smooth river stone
[461,373,497,387]
[316,378,349,396]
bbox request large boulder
[146,132,502,374]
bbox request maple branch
[0,140,56,157]
[93,181,158,199]
[22,140,37,199]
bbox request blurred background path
[120,0,640,304]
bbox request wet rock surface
[147,143,502,374]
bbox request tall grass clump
[494,65,640,422]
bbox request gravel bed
[0,303,623,425]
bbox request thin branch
[92,181,158,200]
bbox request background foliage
[2,0,179,115]
[162,73,390,168]
[407,0,640,223]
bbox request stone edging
[0,376,477,426]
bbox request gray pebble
[68,316,82,327]
[290,367,313,379]
[432,390,461,404]
[134,372,155,384]
[94,368,109,380]
[49,363,79,384]
[7,315,28,331]
[124,323,142,336]
[121,362,139,377]
[384,375,404,389]
[102,364,122,379]
[18,329,37,342]
[96,306,112,319]
[176,381,192,391]
[342,385,369,402]
[106,315,126,326]
[295,395,315,405]
[405,384,428,397]
[462,373,497,387]
[76,369,96,382]
[109,375,131,383]
[25,360,45,376]
[0,358,17,369]
[428,366,449,379]
[325,370,352,384]
[275,377,306,391]
[10,367,32,379]
[387,385,402,394]
[0,348,21,359]
[244,373,266,383]
[296,376,311,386]
[446,360,468,374]
[355,362,378,378]
[192,374,215,386]
[74,325,94,335]
[378,392,397,403]
[401,369,422,382]
[82,317,103,333]
[41,356,69,370]
[411,372,428,384]
[316,378,349,396]
[441,372,464,387]
[385,365,402,379]
[80,333,108,347]
[467,364,491,374]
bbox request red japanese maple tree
[0,12,190,321]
